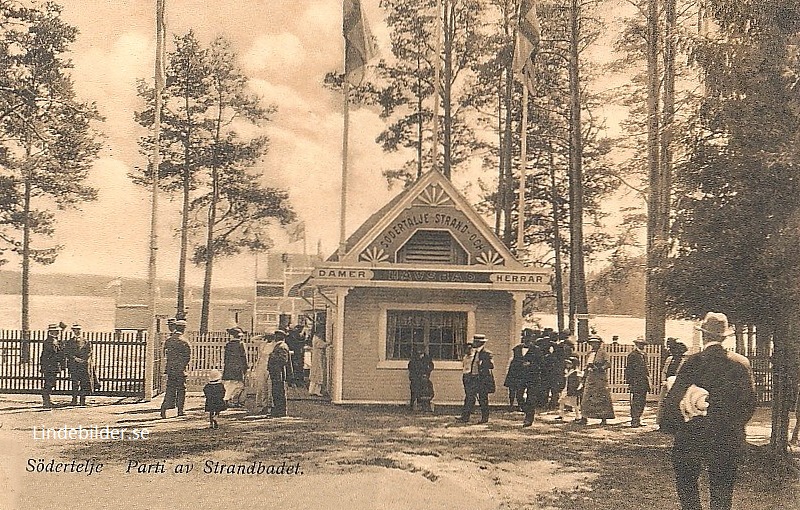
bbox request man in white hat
[662,312,756,510]
[63,323,93,406]
[40,324,65,408]
[160,319,191,418]
[456,334,495,424]
[625,336,651,427]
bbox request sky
[13,0,636,288]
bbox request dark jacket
[222,339,248,381]
[564,369,582,397]
[267,340,291,375]
[63,335,92,374]
[203,381,228,412]
[467,348,495,394]
[518,344,545,388]
[164,333,191,377]
[408,353,434,381]
[503,344,527,389]
[625,348,651,393]
[39,337,64,375]
[661,344,756,455]
[547,342,568,389]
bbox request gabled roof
[327,189,408,263]
[327,169,525,270]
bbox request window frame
[377,303,475,371]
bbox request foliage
[133,32,294,330]
[0,1,103,331]
[665,2,800,323]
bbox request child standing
[203,370,227,428]
[556,357,583,422]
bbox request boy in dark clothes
[203,370,227,429]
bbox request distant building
[115,297,252,333]
[254,252,323,333]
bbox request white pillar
[511,292,526,348]
[332,287,351,404]
[691,321,702,354]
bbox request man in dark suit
[457,334,495,424]
[662,312,756,510]
[520,332,545,427]
[625,336,651,427]
[160,319,191,418]
[40,324,65,409]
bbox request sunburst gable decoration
[476,250,504,266]
[413,184,454,208]
[359,246,390,263]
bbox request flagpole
[339,80,350,259]
[145,0,166,402]
[516,82,528,257]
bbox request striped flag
[512,0,541,86]
[343,0,377,85]
[155,0,166,89]
[287,221,306,243]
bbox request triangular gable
[338,170,525,269]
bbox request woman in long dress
[245,336,273,414]
[579,336,615,424]
[308,324,330,397]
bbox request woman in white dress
[245,336,273,414]
[308,324,330,397]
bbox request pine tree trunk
[644,0,664,345]
[416,52,423,180]
[496,87,504,236]
[176,86,193,320]
[200,103,224,333]
[442,0,453,179]
[199,187,216,334]
[549,142,565,332]
[21,174,32,362]
[569,0,589,342]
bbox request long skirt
[581,369,615,419]
[243,341,273,414]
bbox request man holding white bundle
[662,312,756,510]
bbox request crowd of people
[39,322,98,408]
[407,326,698,431]
[156,318,329,427]
[412,312,757,510]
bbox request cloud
[243,33,306,77]
[248,78,312,113]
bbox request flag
[512,0,541,87]
[105,278,123,289]
[344,0,377,85]
[155,0,166,90]
[287,221,306,243]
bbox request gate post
[144,321,155,401]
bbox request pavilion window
[385,310,466,361]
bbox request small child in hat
[203,369,227,429]
[556,357,583,422]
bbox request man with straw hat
[625,336,651,427]
[40,324,65,408]
[64,323,93,406]
[662,312,756,510]
[160,319,191,418]
[456,334,495,424]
